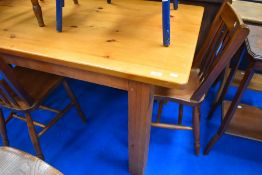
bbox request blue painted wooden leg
[162,0,170,47]
[173,0,178,10]
[56,0,63,32]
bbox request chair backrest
[0,57,33,109]
[191,2,249,101]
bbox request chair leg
[107,0,111,4]
[63,80,87,123]
[0,109,9,146]
[31,0,45,27]
[25,112,44,160]
[173,0,178,10]
[207,68,229,120]
[204,61,255,155]
[73,0,78,5]
[193,106,200,155]
[156,100,165,123]
[207,44,245,120]
[56,0,63,32]
[178,104,183,125]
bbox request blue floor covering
[1,78,262,175]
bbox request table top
[0,0,203,88]
[232,0,262,25]
[246,24,262,59]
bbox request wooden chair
[0,146,63,175]
[31,0,78,27]
[0,57,87,160]
[151,2,249,155]
[56,0,111,32]
[204,23,262,154]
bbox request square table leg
[128,81,154,175]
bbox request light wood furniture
[0,57,87,160]
[0,0,204,174]
[0,146,63,175]
[204,23,262,154]
[152,2,249,155]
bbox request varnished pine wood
[223,101,262,142]
[128,81,154,175]
[0,147,63,175]
[2,54,129,91]
[0,0,204,88]
[0,0,204,173]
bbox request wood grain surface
[0,0,203,88]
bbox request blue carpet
[1,78,262,175]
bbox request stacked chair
[151,2,249,155]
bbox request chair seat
[155,69,204,105]
[0,147,63,175]
[0,67,63,110]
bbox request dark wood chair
[31,0,80,28]
[0,57,87,160]
[204,23,262,154]
[0,146,63,175]
[151,2,249,155]
[32,0,111,31]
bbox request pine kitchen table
[0,0,204,174]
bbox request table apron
[1,53,129,91]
